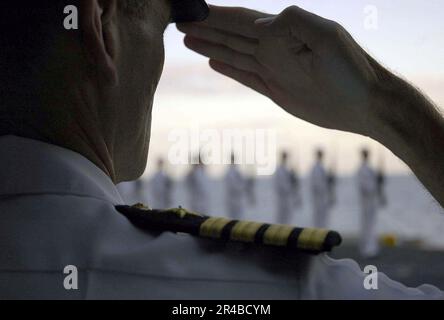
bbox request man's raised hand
[177,5,384,138]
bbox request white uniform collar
[0,135,124,205]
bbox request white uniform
[274,165,295,224]
[225,166,245,219]
[357,163,380,258]
[310,162,330,228]
[0,135,442,299]
[185,165,210,214]
[150,171,172,209]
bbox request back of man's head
[0,0,152,133]
[0,2,74,135]
[0,3,63,86]
[0,1,146,100]
[1,0,171,182]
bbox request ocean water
[118,174,444,249]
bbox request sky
[146,0,444,177]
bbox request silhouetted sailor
[327,152,338,209]
[150,158,173,209]
[327,171,337,208]
[133,178,149,204]
[245,175,256,207]
[310,149,331,228]
[225,153,246,219]
[290,168,303,208]
[274,151,299,224]
[117,181,137,203]
[357,149,380,258]
[185,154,210,214]
[376,154,388,208]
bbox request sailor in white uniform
[185,155,211,214]
[357,149,380,258]
[274,152,299,224]
[133,178,149,204]
[116,181,136,203]
[1,1,443,300]
[225,153,246,219]
[310,150,331,228]
[150,158,173,209]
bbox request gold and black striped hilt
[115,204,342,254]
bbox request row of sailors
[267,148,385,258]
[119,148,386,258]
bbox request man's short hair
[0,0,148,61]
[0,0,148,92]
[0,0,148,134]
[0,2,71,98]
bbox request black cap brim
[171,0,209,23]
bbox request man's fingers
[255,6,331,48]
[185,36,262,74]
[209,60,271,98]
[177,23,258,56]
[199,5,272,39]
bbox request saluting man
[310,149,331,228]
[1,1,443,299]
[357,149,380,258]
[225,153,246,219]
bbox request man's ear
[79,0,118,86]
